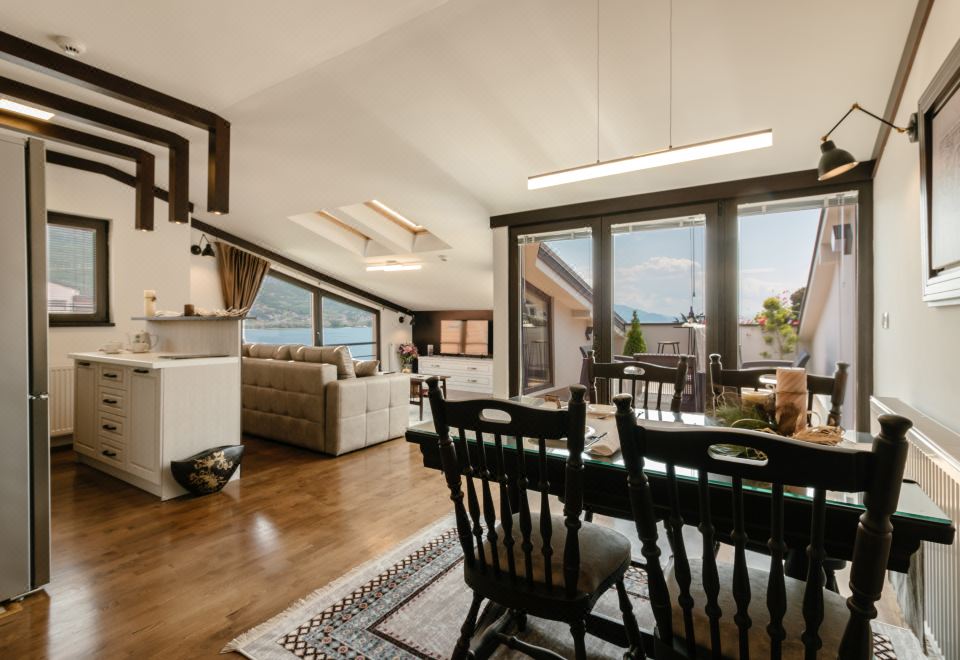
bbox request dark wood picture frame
[47,211,111,327]
[918,36,960,306]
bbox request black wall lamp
[191,234,215,257]
[818,102,918,180]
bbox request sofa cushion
[296,345,355,379]
[247,343,301,360]
[353,359,380,377]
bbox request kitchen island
[69,351,241,500]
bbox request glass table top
[408,400,952,527]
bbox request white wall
[46,166,194,368]
[874,0,960,431]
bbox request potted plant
[398,343,419,373]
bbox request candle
[775,367,807,435]
[144,289,157,318]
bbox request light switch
[881,312,890,329]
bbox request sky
[540,208,820,321]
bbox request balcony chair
[613,393,911,659]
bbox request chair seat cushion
[475,513,631,595]
[665,558,851,658]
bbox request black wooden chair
[585,349,690,412]
[426,378,644,659]
[613,392,911,659]
[708,353,849,427]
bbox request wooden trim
[0,29,229,214]
[0,75,190,223]
[45,150,195,213]
[0,109,154,230]
[191,218,413,315]
[871,0,933,173]
[47,212,111,326]
[318,210,370,240]
[490,162,874,228]
[363,201,426,234]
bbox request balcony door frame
[502,165,874,429]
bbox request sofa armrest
[325,373,410,455]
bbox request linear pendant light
[0,98,54,120]
[528,1,772,190]
[529,129,773,189]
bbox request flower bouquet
[398,343,419,373]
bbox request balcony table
[406,403,955,574]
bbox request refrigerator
[0,135,50,602]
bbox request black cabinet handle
[102,424,118,431]
[101,449,117,458]
[78,361,91,367]
[103,373,118,379]
[134,368,150,374]
[102,398,118,405]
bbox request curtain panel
[215,242,270,312]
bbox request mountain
[613,304,676,324]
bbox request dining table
[406,400,956,575]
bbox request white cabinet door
[127,369,161,484]
[73,362,97,456]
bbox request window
[243,270,380,360]
[321,296,377,360]
[244,272,314,345]
[48,213,110,326]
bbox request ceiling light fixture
[817,102,918,181]
[366,262,422,272]
[527,0,772,190]
[0,98,54,120]
[366,200,424,232]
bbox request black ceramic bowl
[170,444,244,496]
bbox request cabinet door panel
[127,370,161,484]
[73,363,97,456]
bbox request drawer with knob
[96,441,125,467]
[97,413,125,441]
[97,387,127,416]
[98,365,127,389]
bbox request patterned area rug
[223,517,912,659]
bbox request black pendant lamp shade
[817,140,858,181]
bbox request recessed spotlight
[0,99,54,121]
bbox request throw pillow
[353,359,380,377]
[332,346,356,379]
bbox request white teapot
[127,330,158,353]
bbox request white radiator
[49,366,74,436]
[872,397,960,659]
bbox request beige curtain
[216,242,270,312]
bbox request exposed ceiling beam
[0,75,189,223]
[191,219,414,315]
[0,30,229,214]
[0,109,155,230]
[871,0,933,175]
[46,150,194,213]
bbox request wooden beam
[0,30,229,214]
[871,0,933,176]
[0,75,190,223]
[0,109,155,230]
[45,150,194,213]
[191,219,414,315]
[490,162,875,228]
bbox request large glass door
[517,227,594,395]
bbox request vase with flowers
[398,343,418,373]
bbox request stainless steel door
[27,138,50,588]
[0,135,32,601]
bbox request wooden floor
[0,436,450,659]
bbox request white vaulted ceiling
[0,0,917,310]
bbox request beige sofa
[241,343,409,456]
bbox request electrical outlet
[881,312,890,329]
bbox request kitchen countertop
[68,351,240,369]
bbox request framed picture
[919,37,960,305]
